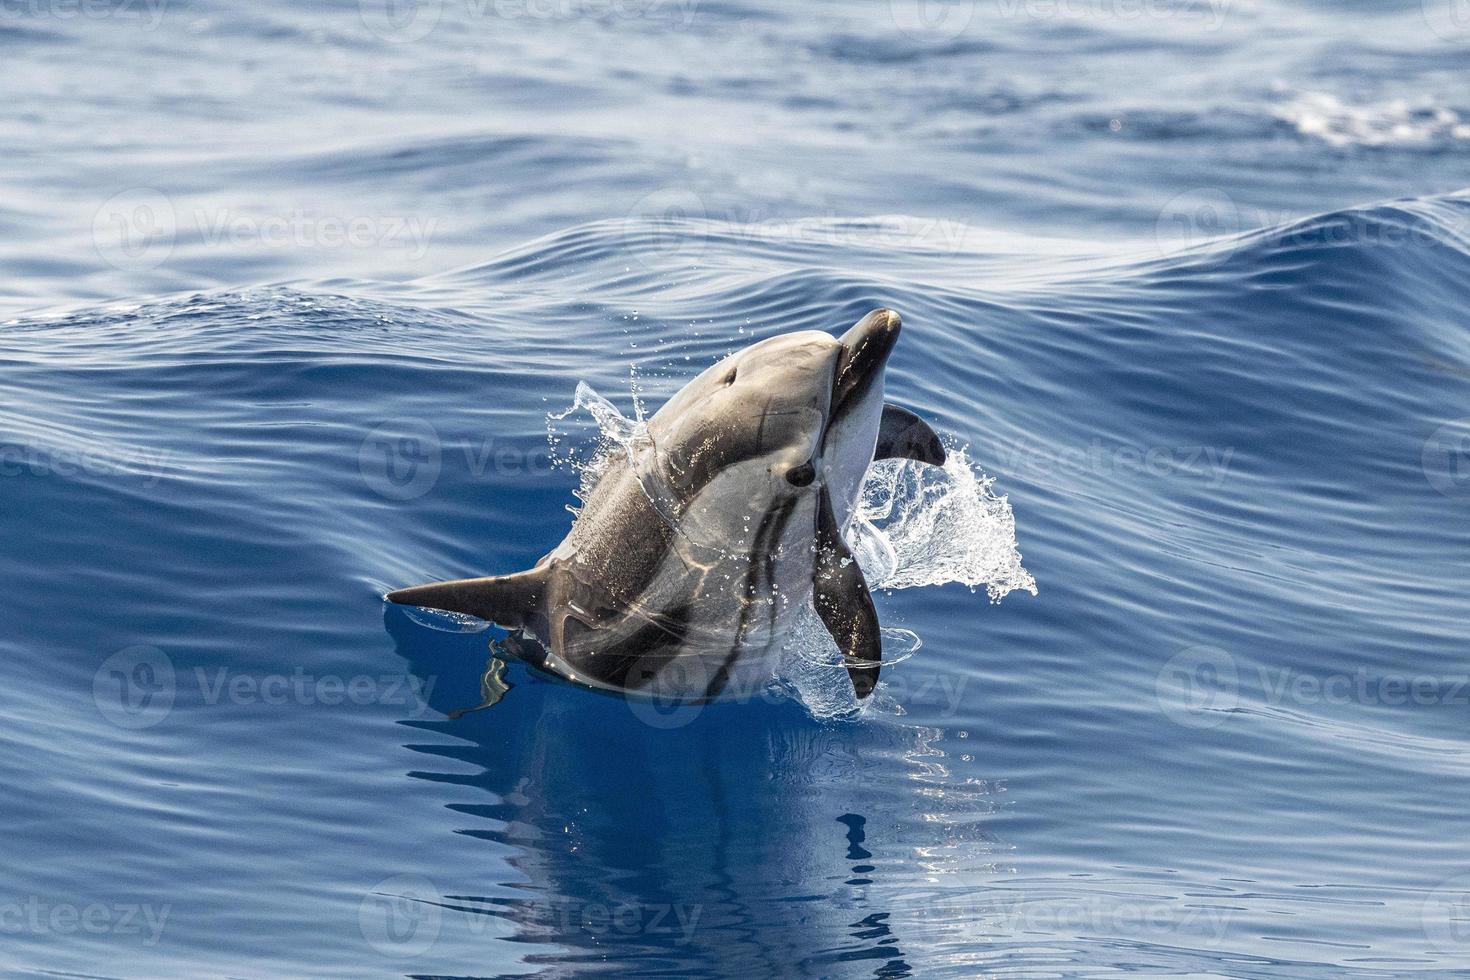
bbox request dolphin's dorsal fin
[874,404,946,466]
[813,485,882,699]
[387,567,546,629]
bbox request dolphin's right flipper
[874,404,946,466]
[813,485,882,699]
[387,568,545,629]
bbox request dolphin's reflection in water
[385,608,1007,978]
[833,814,912,978]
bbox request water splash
[781,447,1037,719]
[858,449,1038,601]
[396,604,493,634]
[548,382,1036,719]
[545,380,665,522]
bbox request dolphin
[387,309,946,702]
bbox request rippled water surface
[4,1,1470,977]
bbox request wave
[4,190,1470,975]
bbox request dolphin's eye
[723,367,738,386]
[784,461,816,487]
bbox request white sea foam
[1273,89,1470,148]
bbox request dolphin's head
[642,309,901,540]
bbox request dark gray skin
[388,309,946,702]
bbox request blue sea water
[4,1,1470,976]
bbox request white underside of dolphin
[388,309,948,702]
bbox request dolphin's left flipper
[874,404,946,466]
[814,485,882,698]
[387,567,546,629]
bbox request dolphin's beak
[833,308,901,414]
